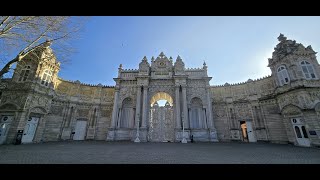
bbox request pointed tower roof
[203,61,207,70]
[142,56,148,62]
[176,55,182,61]
[159,52,166,58]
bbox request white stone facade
[0,34,320,147]
[106,52,218,142]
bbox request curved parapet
[54,77,115,104]
[211,75,274,102]
[211,74,272,87]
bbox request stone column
[206,86,218,142]
[205,107,211,127]
[141,86,148,128]
[135,86,142,128]
[111,90,119,128]
[182,85,189,128]
[63,106,72,128]
[206,87,214,128]
[175,86,181,128]
[188,108,192,128]
[117,108,122,128]
[203,108,207,128]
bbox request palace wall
[1,34,320,147]
[211,76,289,143]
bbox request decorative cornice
[57,77,114,88]
[211,75,272,87]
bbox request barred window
[41,69,53,86]
[277,65,290,86]
[18,65,31,82]
[301,61,316,79]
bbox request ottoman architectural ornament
[1,34,320,148]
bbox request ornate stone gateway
[107,52,218,142]
[148,102,174,142]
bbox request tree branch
[0,56,19,78]
[19,26,52,56]
[0,16,86,78]
[0,16,10,28]
[0,16,35,37]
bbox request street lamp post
[181,113,187,143]
[134,113,140,143]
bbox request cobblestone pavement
[0,141,319,164]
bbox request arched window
[190,97,206,129]
[120,98,134,128]
[301,61,316,79]
[18,65,31,82]
[41,69,53,86]
[277,65,290,86]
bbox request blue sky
[58,16,320,86]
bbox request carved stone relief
[50,105,64,116]
[0,92,25,108]
[78,109,90,118]
[281,105,302,116]
[30,107,47,114]
[101,89,114,102]
[234,103,252,120]
[119,86,136,103]
[214,106,226,118]
[0,103,18,110]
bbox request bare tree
[0,16,87,78]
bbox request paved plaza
[0,141,319,164]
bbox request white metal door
[148,105,174,142]
[246,121,257,142]
[73,120,87,140]
[21,117,39,144]
[291,118,310,147]
[0,116,13,145]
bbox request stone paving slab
[0,141,319,164]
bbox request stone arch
[190,97,203,107]
[189,95,206,105]
[120,96,134,107]
[314,102,320,112]
[0,103,19,111]
[29,106,48,115]
[150,92,173,106]
[281,104,302,116]
[27,106,47,126]
[277,64,289,70]
[122,97,133,108]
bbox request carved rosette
[50,106,63,116]
[281,105,302,116]
[0,93,25,109]
[29,107,47,114]
[214,106,226,118]
[119,86,136,104]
